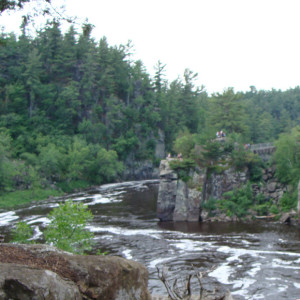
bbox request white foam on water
[97,180,159,193]
[170,239,204,252]
[71,196,88,201]
[72,193,123,205]
[247,263,261,277]
[231,278,258,299]
[232,278,256,291]
[273,258,294,265]
[105,191,125,197]
[210,264,233,284]
[86,225,161,239]
[241,239,252,246]
[278,284,288,292]
[272,259,300,270]
[27,217,51,225]
[122,249,133,259]
[0,211,19,226]
[218,245,300,259]
[48,203,60,208]
[210,245,300,299]
[265,277,279,281]
[293,282,300,288]
[31,225,43,240]
[88,195,122,206]
[149,257,173,269]
[97,234,114,240]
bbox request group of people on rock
[167,152,182,160]
[216,130,226,138]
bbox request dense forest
[0,23,299,208]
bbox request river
[0,180,300,299]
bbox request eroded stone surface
[0,243,151,300]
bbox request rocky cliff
[157,159,287,222]
[0,243,151,300]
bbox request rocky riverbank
[0,243,234,300]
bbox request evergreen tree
[208,88,249,137]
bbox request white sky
[2,0,300,94]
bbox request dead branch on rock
[156,265,216,300]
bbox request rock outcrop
[252,166,287,203]
[157,159,248,222]
[0,243,151,300]
[157,160,205,222]
[157,159,288,222]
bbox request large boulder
[0,243,151,300]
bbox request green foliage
[169,159,196,182]
[96,249,108,255]
[12,221,34,244]
[279,191,297,212]
[218,183,253,218]
[173,130,196,158]
[208,88,249,136]
[195,140,223,169]
[201,197,217,216]
[44,200,94,254]
[274,126,300,186]
[252,203,270,216]
[270,205,279,215]
[230,144,263,181]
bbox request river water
[0,180,300,299]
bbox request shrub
[169,159,196,182]
[253,203,270,216]
[12,221,34,244]
[44,200,94,254]
[202,197,217,216]
[279,191,297,212]
[219,183,253,218]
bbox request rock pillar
[157,160,204,222]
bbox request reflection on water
[1,180,300,299]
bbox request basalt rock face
[157,159,247,222]
[252,166,288,203]
[204,166,248,201]
[0,243,151,300]
[157,159,288,222]
[157,160,205,222]
[157,160,178,221]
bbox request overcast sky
[2,0,300,94]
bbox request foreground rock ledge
[0,243,151,300]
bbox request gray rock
[0,263,82,300]
[267,182,277,193]
[0,244,151,300]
